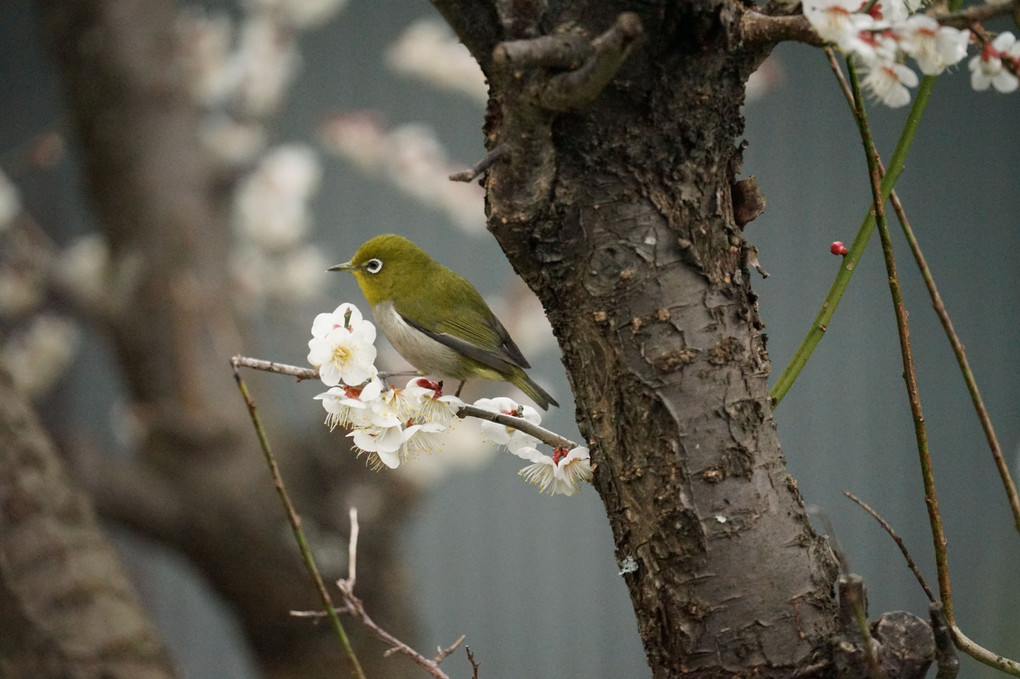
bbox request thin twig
[345,508,358,591]
[886,189,1020,532]
[934,0,1020,28]
[334,510,458,679]
[844,492,935,603]
[434,635,467,664]
[846,56,953,622]
[841,55,1020,679]
[232,355,318,380]
[950,625,1020,676]
[229,357,366,679]
[467,646,481,679]
[457,404,577,449]
[824,48,855,112]
[450,143,509,182]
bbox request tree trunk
[436,1,845,675]
[0,366,178,679]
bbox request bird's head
[329,234,434,307]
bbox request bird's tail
[510,368,559,410]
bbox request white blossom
[517,445,593,496]
[969,32,1020,93]
[859,60,920,107]
[898,15,970,75]
[307,303,378,387]
[474,397,541,448]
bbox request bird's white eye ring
[365,258,383,274]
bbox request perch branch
[233,355,577,449]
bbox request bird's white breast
[371,301,468,379]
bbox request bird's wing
[398,309,531,373]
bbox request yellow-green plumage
[330,234,558,410]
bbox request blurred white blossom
[2,314,79,397]
[234,144,321,251]
[386,19,488,103]
[244,0,348,29]
[0,270,44,318]
[56,234,111,305]
[200,115,268,168]
[177,9,237,107]
[318,117,485,232]
[234,15,301,116]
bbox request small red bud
[552,446,570,466]
[830,241,848,256]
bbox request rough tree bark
[433,0,934,676]
[26,1,423,677]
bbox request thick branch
[538,13,644,111]
[741,11,825,49]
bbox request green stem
[231,359,367,679]
[846,58,953,623]
[770,70,937,407]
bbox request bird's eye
[365,258,383,274]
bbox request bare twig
[846,57,953,621]
[333,510,462,679]
[950,626,1020,676]
[842,61,1020,679]
[450,142,510,182]
[434,635,467,664]
[467,646,481,678]
[844,492,935,603]
[229,358,366,679]
[344,507,358,591]
[824,47,856,112]
[886,188,1020,532]
[232,355,319,380]
[933,0,1020,28]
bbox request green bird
[330,234,559,410]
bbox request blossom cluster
[802,0,1018,106]
[306,303,591,495]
